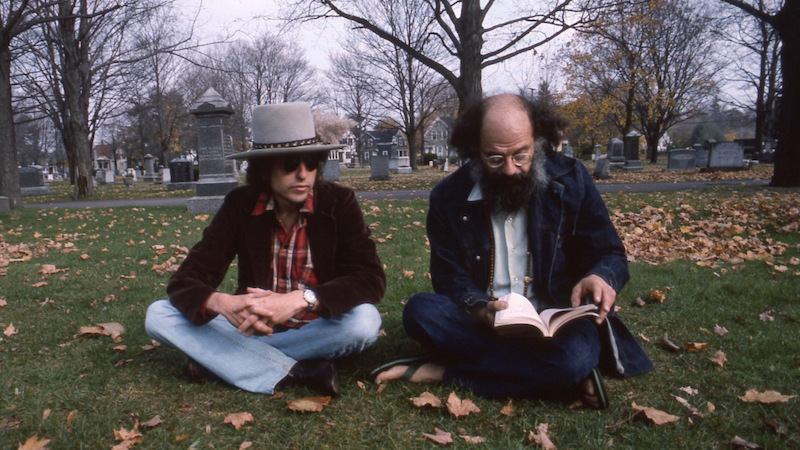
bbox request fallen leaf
[66,410,77,425]
[707,402,715,413]
[411,391,442,408]
[78,322,125,343]
[17,435,51,450]
[3,323,16,336]
[0,297,6,307]
[713,324,729,336]
[759,312,774,322]
[650,288,666,303]
[286,396,331,413]
[500,400,514,416]
[239,442,253,450]
[738,390,796,403]
[764,419,788,435]
[527,423,556,450]
[42,410,51,421]
[634,297,646,307]
[39,264,61,274]
[631,402,680,425]
[113,424,143,449]
[31,281,48,288]
[685,342,708,353]
[460,435,485,444]
[422,428,453,445]
[709,350,728,368]
[672,395,704,417]
[659,333,681,352]
[141,415,162,428]
[223,412,254,430]
[679,386,698,395]
[356,381,366,391]
[446,392,480,418]
[729,435,763,449]
[402,270,415,279]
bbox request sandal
[369,355,430,381]
[580,367,609,409]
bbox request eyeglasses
[281,153,327,173]
[482,152,532,169]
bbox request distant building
[360,128,410,172]
[92,143,127,174]
[424,116,455,160]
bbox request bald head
[479,94,535,176]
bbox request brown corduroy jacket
[166,181,386,325]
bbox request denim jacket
[427,152,653,378]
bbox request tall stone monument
[623,131,643,171]
[187,88,239,213]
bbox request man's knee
[341,304,382,344]
[144,299,176,340]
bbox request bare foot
[374,362,445,384]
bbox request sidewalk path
[23,179,769,209]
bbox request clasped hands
[470,274,616,327]
[206,287,307,337]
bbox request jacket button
[476,255,481,261]
[462,215,468,222]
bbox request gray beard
[481,147,548,214]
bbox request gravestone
[593,157,611,180]
[102,169,115,184]
[168,157,194,191]
[143,154,159,182]
[760,140,776,163]
[18,166,50,196]
[623,132,643,171]
[693,143,708,168]
[187,88,239,213]
[323,153,341,181]
[607,138,625,169]
[666,148,697,171]
[708,141,744,170]
[0,196,10,215]
[370,153,391,181]
[594,144,602,161]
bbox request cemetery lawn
[2,185,798,448]
[22,162,774,204]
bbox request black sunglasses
[281,153,327,173]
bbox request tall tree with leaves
[720,0,798,187]
[289,0,610,114]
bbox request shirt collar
[251,190,315,216]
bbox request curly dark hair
[449,94,567,160]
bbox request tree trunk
[771,0,800,186]
[0,44,22,208]
[455,0,484,114]
[646,134,659,164]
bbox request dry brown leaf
[672,395,704,417]
[446,392,480,418]
[286,396,331,413]
[39,264,61,274]
[759,312,775,322]
[410,391,442,408]
[685,342,708,353]
[650,289,666,303]
[223,412,254,430]
[707,402,716,413]
[709,350,728,368]
[356,380,366,391]
[239,442,253,450]
[376,382,387,394]
[66,410,77,425]
[729,435,763,449]
[18,435,51,450]
[113,424,143,449]
[500,400,514,416]
[527,423,556,450]
[659,333,681,352]
[680,386,698,395]
[31,281,48,288]
[713,324,729,336]
[0,297,7,307]
[460,435,485,444]
[631,402,680,425]
[738,390,797,403]
[4,323,16,337]
[78,322,125,343]
[141,415,162,428]
[422,428,453,445]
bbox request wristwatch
[303,289,317,311]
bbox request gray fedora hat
[227,102,344,160]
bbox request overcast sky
[176,0,551,96]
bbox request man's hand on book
[469,300,508,328]
[570,274,616,325]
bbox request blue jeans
[145,300,381,394]
[403,293,600,398]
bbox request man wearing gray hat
[145,102,385,396]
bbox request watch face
[304,289,317,303]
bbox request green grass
[2,186,799,448]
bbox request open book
[493,292,598,338]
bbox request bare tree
[327,46,379,162]
[720,0,781,150]
[0,0,62,208]
[719,0,797,187]
[288,0,611,114]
